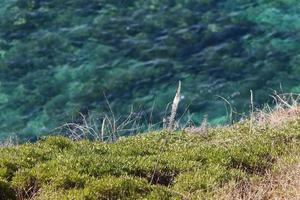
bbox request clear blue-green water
[1,0,300,141]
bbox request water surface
[0,0,300,140]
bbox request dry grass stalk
[56,108,143,142]
[184,115,209,135]
[253,93,300,127]
[167,81,181,132]
[0,136,17,147]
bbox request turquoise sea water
[1,0,300,140]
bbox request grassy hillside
[0,112,299,199]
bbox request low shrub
[0,119,299,199]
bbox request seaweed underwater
[1,0,300,141]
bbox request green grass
[0,119,299,199]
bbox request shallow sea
[0,0,300,140]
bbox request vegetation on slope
[0,116,299,199]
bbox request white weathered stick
[167,81,181,132]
